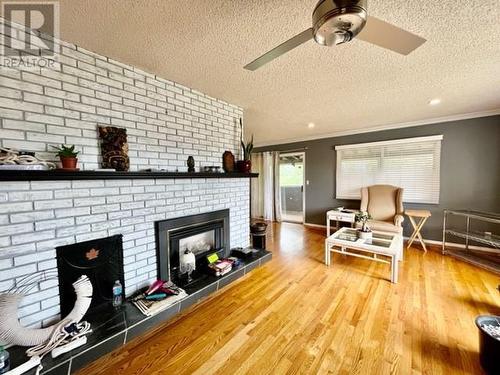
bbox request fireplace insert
[155,209,230,285]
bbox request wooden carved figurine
[98,126,130,171]
[222,151,235,172]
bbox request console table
[442,210,500,273]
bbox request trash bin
[475,315,500,374]
[250,222,267,250]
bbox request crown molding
[253,109,500,148]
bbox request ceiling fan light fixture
[244,0,426,71]
[312,0,367,46]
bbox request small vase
[60,157,77,169]
[187,156,195,172]
[236,160,251,173]
[222,151,235,172]
[357,230,372,240]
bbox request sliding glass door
[279,152,305,223]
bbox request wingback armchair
[358,185,404,234]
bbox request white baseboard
[304,222,327,229]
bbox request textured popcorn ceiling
[56,0,500,145]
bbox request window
[335,135,443,204]
[279,161,303,186]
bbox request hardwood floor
[78,223,499,375]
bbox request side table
[326,209,356,236]
[405,209,431,252]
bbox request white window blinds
[335,135,443,204]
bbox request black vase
[187,156,195,172]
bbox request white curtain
[250,153,264,218]
[273,152,282,222]
[252,151,281,222]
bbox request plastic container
[0,345,10,374]
[112,280,123,307]
[475,315,500,374]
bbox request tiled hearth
[7,250,271,375]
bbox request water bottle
[112,280,123,307]
[0,345,10,374]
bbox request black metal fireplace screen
[56,235,124,317]
[155,209,230,284]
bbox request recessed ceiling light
[308,122,315,129]
[429,98,441,106]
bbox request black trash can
[475,315,500,375]
[250,222,267,250]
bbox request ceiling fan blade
[357,16,426,55]
[244,28,313,71]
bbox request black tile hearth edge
[38,330,127,374]
[43,361,70,375]
[218,267,245,289]
[180,283,218,311]
[70,332,126,373]
[10,250,271,375]
[126,302,180,342]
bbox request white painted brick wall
[0,18,250,331]
[0,18,243,171]
[0,178,250,329]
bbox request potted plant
[237,134,253,173]
[52,144,79,170]
[355,211,372,239]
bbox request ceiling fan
[244,0,426,71]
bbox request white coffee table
[325,227,403,283]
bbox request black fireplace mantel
[0,170,259,181]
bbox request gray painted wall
[255,115,500,241]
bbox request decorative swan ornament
[0,275,92,347]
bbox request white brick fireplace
[0,18,250,330]
[0,178,250,328]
